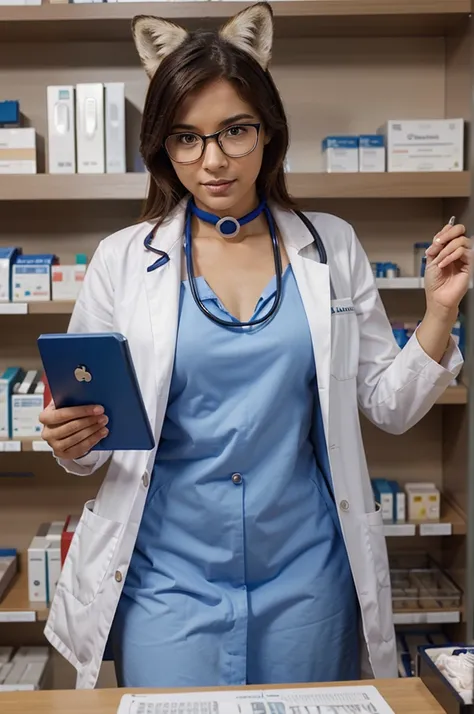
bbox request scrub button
[142,471,149,488]
[339,499,350,512]
[114,570,123,583]
[231,473,242,485]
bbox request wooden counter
[0,678,445,714]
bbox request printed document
[117,685,395,714]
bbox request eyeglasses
[164,123,261,164]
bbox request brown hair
[139,29,295,223]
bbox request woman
[40,2,470,689]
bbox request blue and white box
[388,480,406,523]
[0,367,24,439]
[372,478,393,522]
[322,136,359,173]
[13,254,57,302]
[359,135,385,173]
[0,247,21,302]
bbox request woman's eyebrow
[170,113,255,133]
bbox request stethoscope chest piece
[216,216,240,239]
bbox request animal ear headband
[132,2,274,79]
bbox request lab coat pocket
[61,500,124,607]
[331,298,359,381]
[364,508,394,642]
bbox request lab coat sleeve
[55,240,113,476]
[350,227,463,435]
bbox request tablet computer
[37,332,155,451]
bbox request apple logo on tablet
[74,365,92,383]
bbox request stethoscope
[143,198,329,329]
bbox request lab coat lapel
[273,206,331,437]
[143,205,185,418]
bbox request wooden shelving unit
[0,172,469,201]
[0,1,469,41]
[0,0,471,689]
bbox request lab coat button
[114,570,123,583]
[142,471,149,488]
[231,473,242,485]
[339,500,350,512]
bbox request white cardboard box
[76,83,105,174]
[105,82,126,174]
[381,119,464,172]
[0,128,36,174]
[27,537,48,603]
[52,264,86,300]
[47,86,76,174]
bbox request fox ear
[219,2,273,71]
[132,15,188,78]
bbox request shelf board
[392,608,461,625]
[0,568,48,623]
[0,1,468,41]
[0,172,469,201]
[383,499,466,537]
[376,278,423,289]
[0,301,74,315]
[436,385,467,405]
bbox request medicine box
[105,82,126,173]
[372,479,393,522]
[322,136,359,172]
[0,247,21,302]
[0,367,24,438]
[13,254,57,302]
[388,480,406,523]
[0,550,17,602]
[11,370,44,438]
[359,135,385,172]
[47,86,76,174]
[0,128,36,174]
[405,483,440,521]
[52,255,87,301]
[381,119,464,172]
[27,537,48,603]
[0,101,20,127]
[76,83,105,174]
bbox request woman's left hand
[424,221,472,315]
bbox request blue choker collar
[189,197,266,238]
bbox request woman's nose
[201,139,228,171]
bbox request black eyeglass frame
[164,122,262,164]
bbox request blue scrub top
[111,266,359,687]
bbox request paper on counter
[117,686,395,714]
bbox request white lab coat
[44,201,462,688]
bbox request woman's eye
[178,134,198,145]
[226,125,248,138]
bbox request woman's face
[167,79,266,215]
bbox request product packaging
[322,136,359,172]
[0,128,36,174]
[381,119,464,172]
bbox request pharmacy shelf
[0,172,469,202]
[436,385,468,405]
[392,608,461,625]
[383,499,466,537]
[0,568,48,623]
[376,278,424,289]
[0,1,469,42]
[0,302,74,315]
[0,440,51,453]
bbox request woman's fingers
[429,236,471,267]
[438,246,471,270]
[48,423,109,458]
[39,403,104,427]
[426,224,466,259]
[46,414,108,442]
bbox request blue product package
[0,247,22,301]
[0,100,20,127]
[322,135,359,150]
[372,478,393,521]
[376,262,386,277]
[0,367,24,438]
[388,480,406,522]
[359,135,384,147]
[393,327,408,349]
[13,254,57,302]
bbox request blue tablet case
[37,333,155,451]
